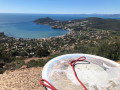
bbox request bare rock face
[0,67,45,90]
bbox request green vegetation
[34,17,120,31]
[0,68,5,74]
[27,59,47,67]
[4,60,25,70]
[0,59,25,74]
[97,37,120,61]
[26,53,62,67]
[35,47,50,57]
[1,17,120,73]
[34,17,54,24]
[0,51,15,63]
[74,35,120,61]
[83,17,120,31]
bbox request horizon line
[0,12,120,15]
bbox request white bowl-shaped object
[42,54,120,90]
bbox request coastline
[39,30,72,41]
[1,25,72,41]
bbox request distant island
[34,17,120,31]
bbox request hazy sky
[0,0,120,14]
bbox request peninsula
[34,17,120,31]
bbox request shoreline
[38,30,72,40]
[1,27,72,41]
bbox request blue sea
[0,13,120,39]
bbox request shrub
[97,39,120,61]
[35,47,50,57]
[4,60,25,70]
[0,68,4,74]
[27,59,47,67]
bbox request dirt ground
[0,67,45,90]
[24,57,48,64]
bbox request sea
[0,13,120,39]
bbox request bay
[0,13,120,39]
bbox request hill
[34,17,120,31]
[81,17,120,31]
[34,17,55,24]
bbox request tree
[0,51,14,63]
[11,50,19,56]
[35,47,50,57]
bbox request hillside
[82,17,120,31]
[34,17,120,31]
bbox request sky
[0,0,120,14]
